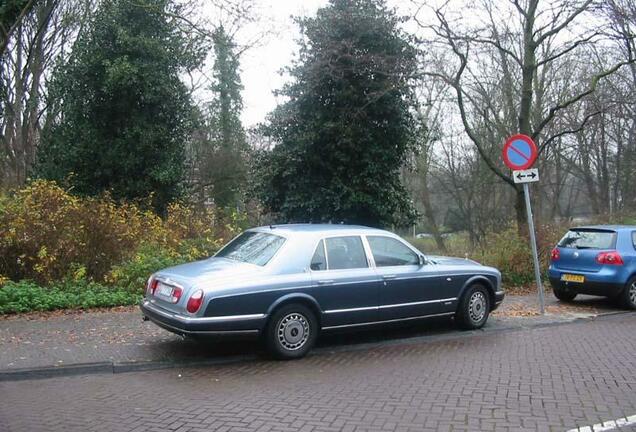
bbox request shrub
[0,180,242,286]
[409,225,564,287]
[0,280,142,314]
[105,244,188,292]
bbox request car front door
[367,235,446,321]
[310,236,381,328]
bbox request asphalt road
[1,313,635,432]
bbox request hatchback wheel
[620,278,636,310]
[266,304,318,360]
[456,285,490,330]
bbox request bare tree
[415,0,635,231]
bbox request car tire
[553,286,577,302]
[456,284,490,330]
[265,303,318,360]
[619,278,636,310]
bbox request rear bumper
[548,276,625,297]
[140,300,265,338]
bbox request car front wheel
[265,304,318,360]
[456,285,490,330]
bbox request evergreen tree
[256,0,419,227]
[201,26,247,209]
[37,0,196,212]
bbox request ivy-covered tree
[200,26,248,210]
[37,0,198,212]
[256,0,419,227]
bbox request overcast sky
[200,0,328,127]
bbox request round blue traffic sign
[502,134,537,170]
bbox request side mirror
[419,255,426,266]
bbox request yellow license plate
[561,274,585,283]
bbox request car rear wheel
[265,304,318,360]
[553,286,577,302]
[619,278,636,310]
[456,285,490,330]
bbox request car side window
[310,240,327,271]
[367,236,419,267]
[324,236,368,270]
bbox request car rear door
[366,235,445,321]
[309,236,381,328]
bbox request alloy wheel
[277,312,310,351]
[468,291,487,323]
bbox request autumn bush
[0,180,243,291]
[410,224,565,288]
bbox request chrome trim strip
[322,312,456,330]
[324,297,457,314]
[495,291,504,296]
[378,297,457,309]
[142,301,265,323]
[324,305,378,314]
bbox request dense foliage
[36,0,199,212]
[0,180,242,287]
[0,280,141,314]
[256,0,419,227]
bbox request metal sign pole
[523,183,545,314]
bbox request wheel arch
[458,275,496,310]
[265,293,323,327]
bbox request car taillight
[147,277,158,295]
[186,289,204,313]
[170,287,183,303]
[550,248,560,261]
[596,251,624,265]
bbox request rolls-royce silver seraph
[140,224,504,359]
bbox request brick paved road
[1,313,635,432]
[0,293,612,372]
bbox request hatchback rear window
[557,229,616,249]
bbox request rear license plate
[156,282,173,298]
[561,274,585,283]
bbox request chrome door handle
[317,280,335,285]
[382,275,397,280]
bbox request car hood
[428,255,481,266]
[155,257,265,289]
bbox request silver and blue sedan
[140,224,504,359]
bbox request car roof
[571,225,636,232]
[250,223,389,236]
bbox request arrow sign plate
[513,168,539,184]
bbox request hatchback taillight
[596,251,624,265]
[550,248,560,261]
[147,277,158,295]
[186,289,204,313]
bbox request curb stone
[1,310,632,382]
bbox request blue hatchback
[548,225,636,309]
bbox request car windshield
[215,231,286,266]
[558,229,616,249]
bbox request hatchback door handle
[317,280,334,285]
[382,275,397,280]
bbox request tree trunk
[421,179,447,253]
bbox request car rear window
[557,229,617,249]
[215,231,285,266]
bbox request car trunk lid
[149,258,264,313]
